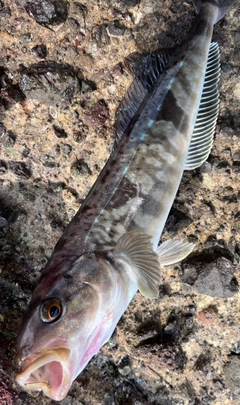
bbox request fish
[16,0,236,401]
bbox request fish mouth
[16,348,72,401]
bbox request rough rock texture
[0,0,240,404]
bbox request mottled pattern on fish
[45,4,217,271]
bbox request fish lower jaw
[16,348,72,401]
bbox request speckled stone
[0,1,239,404]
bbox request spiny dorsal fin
[114,230,161,298]
[115,49,172,147]
[114,76,148,146]
[140,49,172,90]
[185,42,220,170]
[157,239,195,266]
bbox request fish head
[16,252,112,401]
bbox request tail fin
[192,0,236,23]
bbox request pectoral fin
[157,239,194,266]
[114,231,160,298]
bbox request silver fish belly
[16,0,235,401]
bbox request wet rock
[53,125,68,139]
[71,2,88,33]
[73,121,89,143]
[221,193,237,203]
[233,149,240,162]
[0,217,8,238]
[165,207,192,236]
[43,161,59,168]
[54,144,61,156]
[48,181,66,193]
[60,143,72,155]
[0,68,25,111]
[224,356,240,398]
[22,146,30,157]
[158,343,187,372]
[182,254,238,298]
[231,30,240,49]
[231,342,240,355]
[197,305,218,326]
[19,61,82,105]
[107,21,127,37]
[49,210,66,230]
[120,0,139,6]
[195,351,212,372]
[80,79,96,94]
[0,1,11,18]
[83,99,109,126]
[221,185,234,197]
[20,32,33,44]
[232,162,240,174]
[25,0,69,26]
[230,113,240,131]
[215,160,230,173]
[200,161,212,173]
[0,130,17,147]
[0,160,7,174]
[111,62,125,78]
[8,161,32,179]
[50,220,61,231]
[0,122,5,136]
[18,183,36,202]
[0,375,13,404]
[68,17,80,32]
[137,306,195,349]
[92,24,110,47]
[117,354,131,368]
[71,159,92,176]
[170,2,186,13]
[60,396,75,405]
[0,198,26,225]
[136,340,187,373]
[65,187,78,200]
[164,307,195,342]
[31,44,48,58]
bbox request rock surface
[0,0,240,404]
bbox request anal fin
[185,42,220,170]
[157,239,194,266]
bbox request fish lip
[16,348,72,401]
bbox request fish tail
[192,0,235,22]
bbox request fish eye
[40,298,62,323]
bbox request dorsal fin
[185,42,220,170]
[114,49,172,146]
[140,49,172,90]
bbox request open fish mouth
[16,348,72,401]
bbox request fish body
[16,0,236,401]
